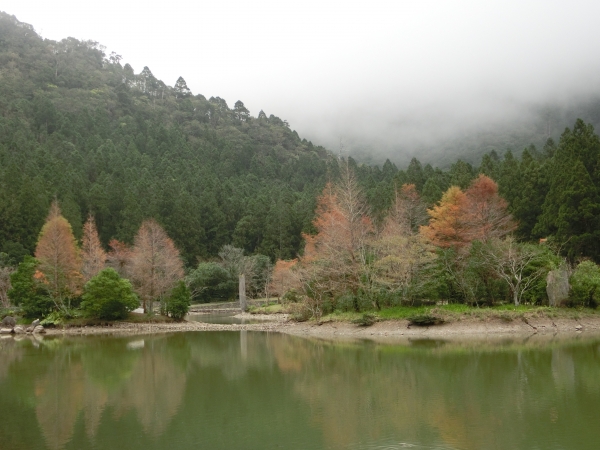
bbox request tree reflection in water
[0,333,599,450]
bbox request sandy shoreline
[24,312,600,341]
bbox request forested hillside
[351,123,600,263]
[1,10,600,272]
[0,12,332,265]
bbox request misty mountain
[314,96,600,169]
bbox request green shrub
[80,268,139,320]
[8,256,53,318]
[335,293,355,312]
[570,261,600,307]
[407,314,444,326]
[186,262,236,303]
[0,308,19,320]
[288,302,311,322]
[40,310,75,327]
[282,288,301,303]
[334,292,371,312]
[164,281,191,321]
[352,313,377,326]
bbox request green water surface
[0,331,599,450]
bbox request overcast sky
[4,0,600,163]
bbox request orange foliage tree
[300,165,373,309]
[130,219,184,313]
[81,215,106,283]
[35,200,82,312]
[420,186,470,249]
[268,259,300,300]
[420,175,515,249]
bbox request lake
[0,331,599,450]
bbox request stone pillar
[239,274,247,312]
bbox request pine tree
[512,149,546,239]
[173,76,191,98]
[534,121,600,260]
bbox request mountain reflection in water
[0,332,599,450]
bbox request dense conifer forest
[0,12,331,265]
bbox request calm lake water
[185,313,265,324]
[1,332,599,450]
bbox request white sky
[4,0,600,160]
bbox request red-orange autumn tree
[35,200,82,312]
[300,165,373,310]
[463,174,517,242]
[81,215,106,283]
[420,175,515,249]
[268,259,300,300]
[130,219,184,313]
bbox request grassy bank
[331,304,600,323]
[249,301,600,324]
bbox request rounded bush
[81,268,139,320]
[165,281,191,321]
[570,261,600,308]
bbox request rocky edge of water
[1,316,46,335]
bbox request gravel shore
[35,312,600,340]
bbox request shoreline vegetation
[9,304,600,340]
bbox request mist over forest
[313,94,600,167]
[5,1,600,170]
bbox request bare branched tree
[106,239,132,278]
[386,184,428,235]
[479,237,546,306]
[81,214,106,283]
[130,219,184,313]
